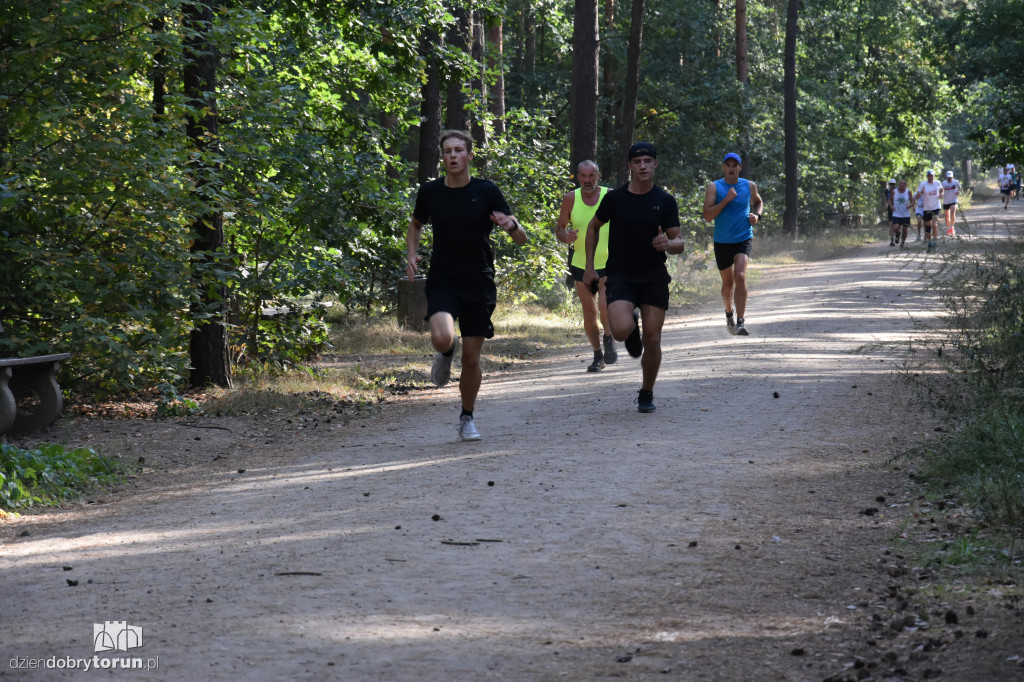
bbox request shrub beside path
[3,198,1023,680]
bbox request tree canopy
[0,0,1018,398]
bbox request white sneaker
[431,338,458,387]
[458,414,481,441]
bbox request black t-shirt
[595,184,680,276]
[412,177,511,281]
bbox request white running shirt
[941,179,961,204]
[892,188,912,219]
[916,180,942,211]
[999,173,1013,190]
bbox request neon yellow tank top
[570,186,609,269]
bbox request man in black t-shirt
[406,130,527,441]
[583,142,685,413]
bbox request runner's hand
[724,188,737,203]
[565,228,578,244]
[490,211,515,232]
[406,254,421,281]
[582,267,598,288]
[652,226,669,252]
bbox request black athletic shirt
[595,184,680,276]
[413,177,512,281]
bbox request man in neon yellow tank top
[555,160,617,372]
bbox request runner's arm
[654,225,685,255]
[748,182,764,225]
[491,211,528,246]
[583,216,605,283]
[702,183,731,222]
[554,192,576,244]
[406,217,424,281]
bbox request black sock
[726,310,734,319]
[442,342,456,358]
[460,408,473,418]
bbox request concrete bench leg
[0,367,15,434]
[7,363,64,435]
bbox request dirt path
[3,198,1023,681]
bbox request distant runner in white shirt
[888,178,913,246]
[999,166,1014,210]
[915,170,943,249]
[941,170,962,235]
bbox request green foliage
[951,0,1024,164]
[1,0,1005,400]
[0,443,126,510]
[904,235,1024,527]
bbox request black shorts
[605,271,671,310]
[892,216,910,226]
[425,278,496,339]
[1001,188,1012,195]
[942,203,956,210]
[568,264,605,295]
[922,210,939,222]
[714,239,754,271]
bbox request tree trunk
[735,0,747,83]
[470,10,487,157]
[418,30,443,184]
[487,17,506,135]
[601,0,618,174]
[151,16,166,124]
[445,7,471,131]
[184,0,231,389]
[783,0,799,237]
[570,0,600,176]
[617,0,646,185]
[736,0,751,176]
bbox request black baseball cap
[628,142,657,160]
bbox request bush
[903,235,1024,527]
[0,443,126,510]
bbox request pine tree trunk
[570,0,600,175]
[617,0,646,185]
[445,8,471,131]
[783,0,799,237]
[184,0,231,389]
[487,18,506,135]
[418,30,443,184]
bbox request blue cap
[723,152,742,164]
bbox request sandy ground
[2,197,1023,681]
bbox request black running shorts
[605,271,670,310]
[426,278,496,339]
[568,264,605,295]
[714,239,753,271]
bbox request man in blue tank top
[702,153,764,336]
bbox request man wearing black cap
[702,152,764,335]
[583,142,684,414]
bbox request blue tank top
[713,178,753,244]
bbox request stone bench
[0,353,71,436]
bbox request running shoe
[431,338,458,387]
[603,334,618,365]
[736,317,749,336]
[889,239,895,246]
[914,235,921,241]
[625,309,643,358]
[586,351,605,373]
[726,314,736,335]
[458,414,481,441]
[635,389,656,413]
